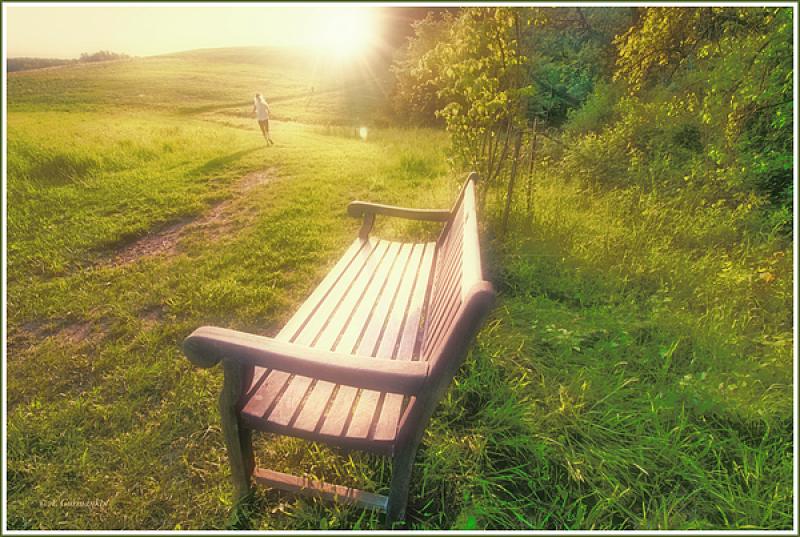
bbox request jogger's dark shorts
[258,119,270,131]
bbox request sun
[310,6,378,60]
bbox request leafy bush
[564,80,624,136]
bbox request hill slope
[7,46,391,124]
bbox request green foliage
[78,50,130,62]
[562,94,711,191]
[7,51,131,73]
[392,7,633,129]
[390,6,634,212]
[615,7,793,214]
[390,7,793,528]
[7,57,77,72]
[521,7,633,125]
[563,79,624,136]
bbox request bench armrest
[347,202,451,222]
[347,201,451,239]
[183,326,429,395]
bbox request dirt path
[8,168,275,357]
[110,168,274,265]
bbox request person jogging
[252,93,274,146]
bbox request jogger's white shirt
[254,97,269,121]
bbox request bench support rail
[253,468,389,512]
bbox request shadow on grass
[175,84,350,117]
[190,147,263,176]
[176,101,250,116]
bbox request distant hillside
[7,57,76,72]
[8,51,130,73]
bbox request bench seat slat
[330,242,415,440]
[247,239,370,394]
[345,389,382,440]
[289,242,401,433]
[240,240,437,453]
[279,238,370,342]
[373,242,437,441]
[291,379,336,433]
[264,240,390,428]
[397,243,437,362]
[316,242,415,440]
[292,240,387,347]
[317,385,360,438]
[374,243,426,359]
[347,243,427,439]
[243,370,292,419]
[335,242,403,355]
[372,394,405,444]
[352,243,415,356]
[267,376,314,427]
[313,241,395,351]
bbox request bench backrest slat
[421,177,484,362]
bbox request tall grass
[463,125,793,527]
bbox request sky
[5,4,389,59]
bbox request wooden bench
[183,172,495,524]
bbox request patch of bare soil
[110,168,274,265]
[57,321,96,343]
[6,321,52,357]
[141,305,164,329]
[8,314,110,357]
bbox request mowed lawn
[6,48,794,530]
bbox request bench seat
[240,238,436,454]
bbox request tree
[391,12,453,126]
[433,7,537,189]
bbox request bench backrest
[398,174,494,445]
[421,176,484,362]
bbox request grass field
[6,47,794,530]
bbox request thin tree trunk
[485,122,499,184]
[481,118,507,213]
[481,125,497,212]
[493,118,514,183]
[501,129,523,235]
[478,127,489,172]
[485,118,514,214]
[525,116,539,217]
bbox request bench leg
[220,362,255,501]
[385,441,419,526]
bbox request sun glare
[310,7,378,60]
